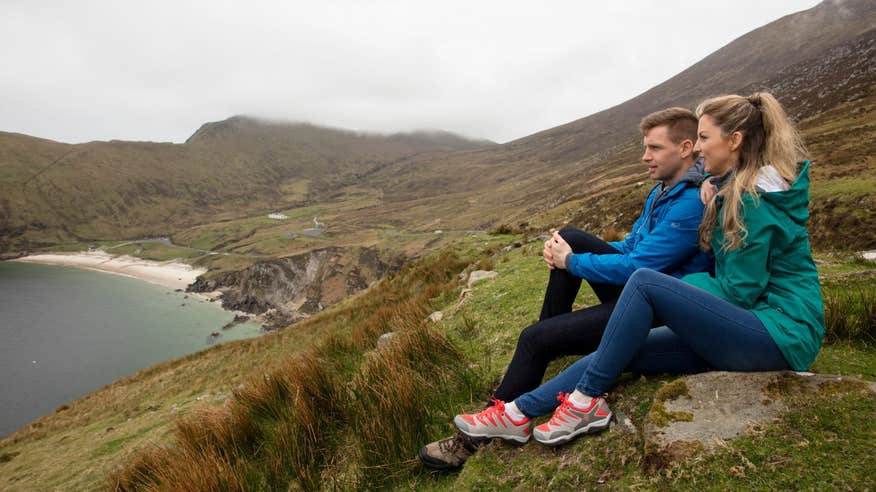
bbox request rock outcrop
[467,270,498,287]
[188,246,402,328]
[643,371,876,470]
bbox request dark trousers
[491,227,624,404]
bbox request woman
[453,92,825,446]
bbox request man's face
[641,125,687,182]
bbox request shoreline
[12,250,211,294]
[9,250,271,328]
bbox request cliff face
[188,246,403,326]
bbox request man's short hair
[639,107,698,144]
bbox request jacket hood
[758,161,811,226]
[676,157,706,186]
[657,158,705,202]
[681,157,706,185]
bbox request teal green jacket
[683,161,825,370]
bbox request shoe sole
[533,416,611,446]
[453,415,530,444]
[417,447,464,471]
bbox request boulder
[643,371,876,470]
[377,332,396,349]
[467,270,498,287]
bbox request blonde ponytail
[696,92,808,252]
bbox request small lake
[0,261,262,438]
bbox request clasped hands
[543,228,573,270]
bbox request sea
[0,260,263,438]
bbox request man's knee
[517,323,544,352]
[557,226,582,241]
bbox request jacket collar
[655,157,705,202]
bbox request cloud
[0,0,820,144]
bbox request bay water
[0,261,262,437]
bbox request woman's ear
[728,131,743,152]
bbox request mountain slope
[0,118,494,251]
[354,0,876,246]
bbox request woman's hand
[700,181,717,204]
[551,231,573,270]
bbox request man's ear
[680,139,694,158]
[728,131,743,152]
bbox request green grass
[821,275,876,345]
[810,175,876,198]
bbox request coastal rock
[467,270,498,287]
[643,371,876,470]
[0,251,28,261]
[188,247,403,326]
[220,314,251,330]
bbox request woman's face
[694,114,739,176]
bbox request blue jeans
[515,268,790,418]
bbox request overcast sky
[2,1,821,144]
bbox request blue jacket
[566,161,713,285]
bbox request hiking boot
[453,399,531,444]
[418,432,488,470]
[533,392,612,446]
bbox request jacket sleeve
[703,197,776,308]
[607,213,642,254]
[565,190,703,285]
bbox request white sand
[12,250,207,291]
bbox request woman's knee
[628,267,667,286]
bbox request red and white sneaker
[453,399,531,444]
[533,392,612,446]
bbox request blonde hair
[696,92,808,251]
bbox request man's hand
[543,228,562,269]
[700,180,717,205]
[543,233,556,269]
[550,231,573,270]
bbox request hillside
[0,236,873,490]
[354,0,876,244]
[2,1,875,259]
[0,118,494,252]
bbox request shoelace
[437,433,467,454]
[476,399,506,422]
[547,392,574,427]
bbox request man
[418,107,713,470]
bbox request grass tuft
[822,278,876,345]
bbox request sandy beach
[12,250,207,291]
